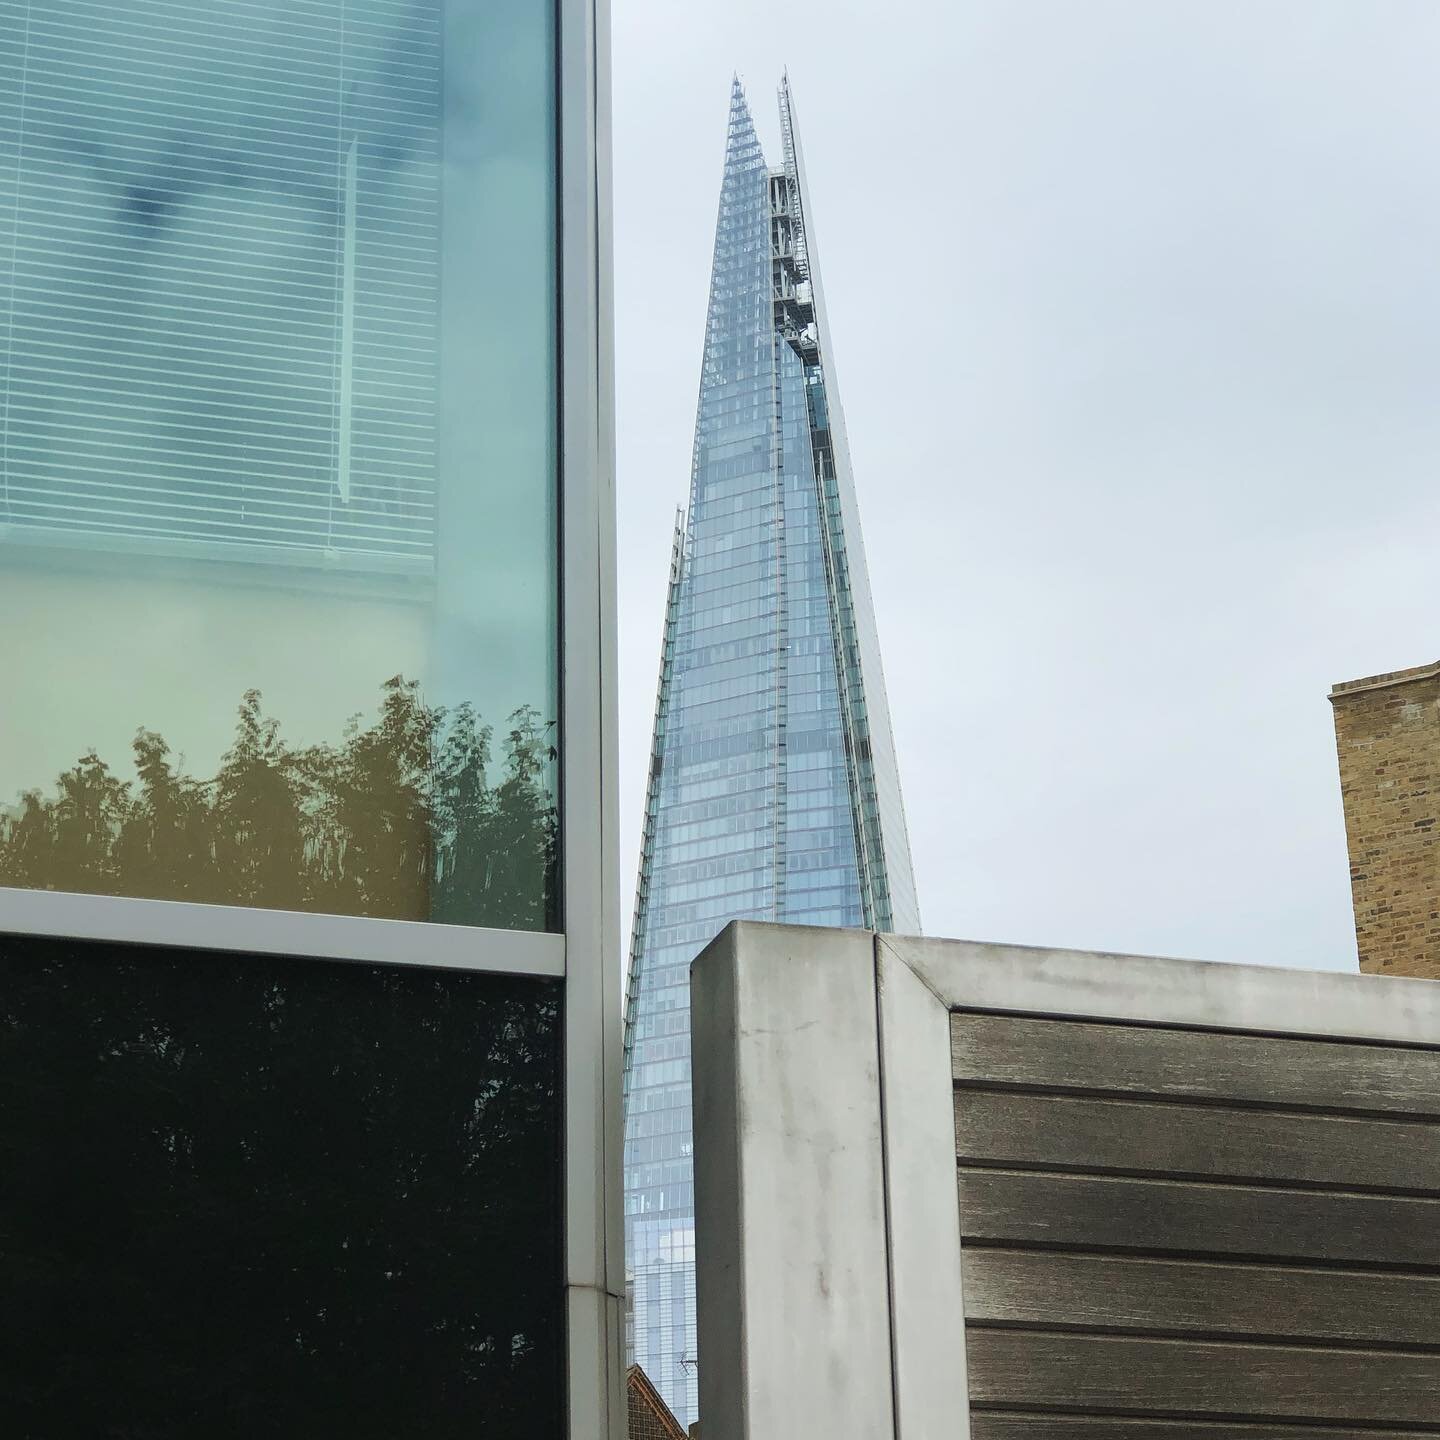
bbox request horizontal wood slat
[970,1417,1440,1440]
[958,1170,1440,1269]
[965,1330,1440,1424]
[951,1013,1440,1118]
[955,1091,1440,1193]
[955,1013,1440,1432]
[962,1249,1440,1346]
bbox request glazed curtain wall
[0,3,572,1434]
[623,83,869,1428]
[0,0,560,930]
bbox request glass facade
[622,79,921,1426]
[0,1,600,1430]
[0,0,559,930]
[0,932,563,1439]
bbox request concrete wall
[692,923,1440,1440]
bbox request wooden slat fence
[953,1010,1440,1436]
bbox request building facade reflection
[0,0,559,930]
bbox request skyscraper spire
[622,78,920,1427]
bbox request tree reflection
[0,677,558,930]
[0,934,564,1438]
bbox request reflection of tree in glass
[0,678,558,930]
[0,934,564,1438]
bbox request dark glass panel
[0,933,563,1438]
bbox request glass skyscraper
[622,76,921,1425]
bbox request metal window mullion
[0,885,564,978]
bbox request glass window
[0,0,559,930]
[0,931,563,1437]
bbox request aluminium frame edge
[0,886,565,976]
[559,0,623,1433]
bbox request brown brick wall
[1330,662,1440,978]
[627,1366,687,1440]
[627,1396,675,1440]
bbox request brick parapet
[1330,663,1440,979]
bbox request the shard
[622,77,921,1425]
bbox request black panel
[0,933,564,1439]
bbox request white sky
[613,0,1440,973]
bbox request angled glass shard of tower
[622,76,922,1425]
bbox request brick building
[627,1366,688,1440]
[1330,661,1440,978]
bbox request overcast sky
[613,0,1440,973]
